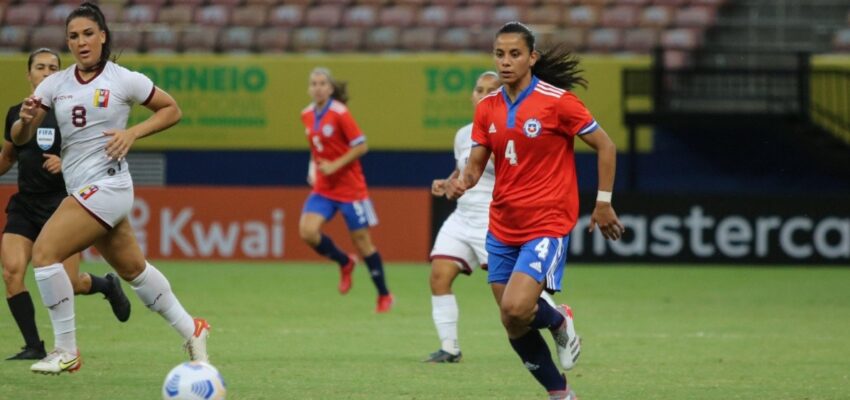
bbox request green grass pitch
[1,262,849,399]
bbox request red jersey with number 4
[472,77,599,246]
[301,99,368,202]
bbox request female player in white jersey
[425,71,500,362]
[11,2,209,374]
[425,71,559,363]
[1,48,131,361]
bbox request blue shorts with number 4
[302,193,379,231]
[486,232,570,292]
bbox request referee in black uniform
[1,48,131,360]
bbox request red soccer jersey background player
[471,76,599,246]
[301,99,368,202]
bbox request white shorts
[71,179,134,229]
[430,212,488,275]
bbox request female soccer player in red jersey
[449,22,625,399]
[299,67,393,313]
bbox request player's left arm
[579,128,625,240]
[316,142,367,176]
[104,87,182,160]
[0,140,17,176]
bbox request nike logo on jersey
[488,123,497,134]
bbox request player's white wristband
[596,190,612,203]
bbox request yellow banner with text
[0,54,649,151]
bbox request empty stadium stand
[0,0,731,54]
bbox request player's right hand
[445,177,466,200]
[19,95,42,124]
[431,179,447,196]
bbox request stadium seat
[402,27,439,51]
[30,26,67,52]
[438,28,475,51]
[491,6,523,28]
[565,5,601,28]
[503,0,539,6]
[468,0,499,5]
[158,5,195,26]
[245,0,282,5]
[44,4,74,26]
[601,5,639,28]
[451,6,491,28]
[663,49,691,69]
[306,5,344,28]
[182,26,220,53]
[380,5,417,28]
[540,0,580,4]
[430,0,465,5]
[268,5,304,28]
[144,27,180,53]
[4,4,43,26]
[833,28,850,52]
[133,0,168,5]
[418,5,452,28]
[617,0,651,5]
[586,27,623,52]
[661,27,701,50]
[98,3,123,25]
[327,27,364,52]
[219,27,255,53]
[111,29,143,54]
[292,27,328,52]
[0,26,27,52]
[255,27,290,52]
[640,5,673,28]
[343,5,378,28]
[473,28,497,51]
[123,4,159,25]
[231,5,267,28]
[541,28,587,51]
[0,5,5,27]
[690,0,725,4]
[19,0,52,4]
[209,0,244,6]
[526,5,562,26]
[171,0,205,5]
[358,0,391,4]
[623,27,659,52]
[674,6,716,28]
[579,0,611,6]
[653,0,688,6]
[195,5,231,27]
[365,26,400,52]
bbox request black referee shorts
[3,192,66,242]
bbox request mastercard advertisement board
[0,186,431,262]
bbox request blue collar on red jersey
[502,75,539,129]
[313,99,334,131]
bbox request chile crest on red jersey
[300,99,369,202]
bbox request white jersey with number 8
[34,61,155,192]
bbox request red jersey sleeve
[337,108,365,147]
[558,92,599,137]
[471,100,491,149]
